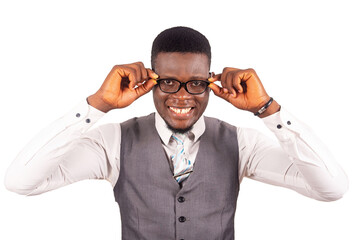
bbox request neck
[166,123,193,135]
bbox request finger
[114,67,136,90]
[220,71,227,88]
[209,73,221,82]
[146,68,159,79]
[208,83,230,101]
[242,68,255,82]
[233,72,244,93]
[130,63,143,86]
[221,70,235,96]
[136,62,148,82]
[236,70,254,93]
[208,82,222,96]
[125,68,137,90]
[135,79,157,98]
[135,67,158,88]
[225,71,237,97]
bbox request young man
[5,26,348,240]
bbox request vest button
[178,216,186,222]
[178,196,185,203]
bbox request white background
[1,0,359,239]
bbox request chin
[165,122,194,134]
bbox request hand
[88,62,159,112]
[208,68,279,116]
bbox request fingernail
[209,83,216,89]
[152,80,157,84]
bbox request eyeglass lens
[159,79,208,94]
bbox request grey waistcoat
[114,113,239,240]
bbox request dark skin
[152,53,211,131]
[87,52,280,130]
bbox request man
[5,26,348,239]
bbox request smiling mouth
[169,106,194,114]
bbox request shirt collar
[155,111,205,145]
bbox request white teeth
[169,107,192,114]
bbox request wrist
[87,94,114,113]
[257,100,281,118]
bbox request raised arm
[209,67,348,201]
[5,62,159,195]
[4,100,112,195]
[238,110,348,201]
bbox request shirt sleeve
[237,108,349,201]
[4,99,121,196]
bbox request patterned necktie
[170,133,193,183]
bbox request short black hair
[151,26,211,71]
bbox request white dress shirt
[4,99,348,201]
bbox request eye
[189,80,203,87]
[163,79,175,85]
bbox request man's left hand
[208,68,280,117]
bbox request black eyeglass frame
[156,78,211,95]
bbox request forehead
[155,52,209,78]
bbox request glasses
[156,79,210,95]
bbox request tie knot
[171,133,186,145]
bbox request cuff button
[86,118,91,123]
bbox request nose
[172,84,192,99]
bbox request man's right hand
[87,62,159,113]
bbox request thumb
[135,79,157,98]
[209,83,229,101]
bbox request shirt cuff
[60,98,106,133]
[261,107,341,177]
[261,107,306,142]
